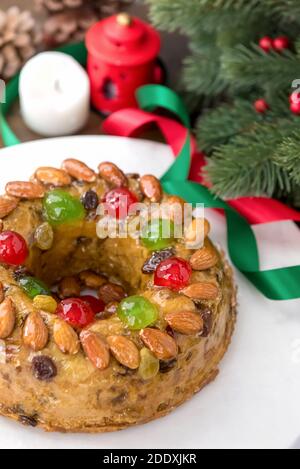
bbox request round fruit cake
[0,159,236,432]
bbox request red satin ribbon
[103,108,300,225]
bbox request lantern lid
[85,14,160,66]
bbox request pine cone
[0,7,41,80]
[36,0,87,12]
[36,0,133,14]
[43,6,98,47]
[41,1,134,47]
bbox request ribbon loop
[105,84,300,301]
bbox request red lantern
[85,13,162,115]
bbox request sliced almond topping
[0,196,19,218]
[140,175,162,202]
[107,335,140,369]
[98,283,126,304]
[62,159,96,182]
[165,195,186,222]
[98,162,128,187]
[0,282,4,304]
[0,297,16,339]
[80,330,110,370]
[6,181,45,199]
[165,311,203,335]
[185,218,210,247]
[23,311,49,351]
[53,319,80,355]
[181,282,219,300]
[190,245,219,270]
[34,167,71,187]
[58,276,81,299]
[79,270,107,289]
[140,328,177,360]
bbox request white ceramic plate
[0,135,299,450]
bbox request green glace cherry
[19,276,51,299]
[141,219,175,250]
[43,190,85,226]
[117,295,158,330]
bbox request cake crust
[0,160,237,432]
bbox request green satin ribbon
[138,85,300,301]
[1,44,299,300]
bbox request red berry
[273,36,290,51]
[254,99,269,113]
[81,295,105,315]
[0,231,28,266]
[56,298,95,328]
[154,257,192,291]
[102,187,138,220]
[259,36,273,52]
[290,101,300,114]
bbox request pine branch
[147,0,270,37]
[205,120,299,198]
[182,53,227,97]
[222,45,300,94]
[271,0,300,24]
[291,186,300,208]
[196,95,291,152]
[196,100,261,152]
[274,133,300,185]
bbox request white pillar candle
[19,52,90,137]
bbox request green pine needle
[274,133,300,185]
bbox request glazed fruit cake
[0,159,236,432]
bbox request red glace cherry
[0,231,28,266]
[154,257,192,291]
[102,187,138,220]
[56,298,95,328]
[81,295,105,315]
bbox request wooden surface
[0,1,187,149]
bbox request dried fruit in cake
[154,257,192,291]
[56,298,95,329]
[81,190,99,211]
[34,222,54,251]
[19,276,51,300]
[102,187,138,219]
[142,247,175,274]
[0,231,28,266]
[117,296,158,330]
[32,355,57,381]
[33,295,58,314]
[81,295,105,315]
[138,347,160,380]
[43,189,85,225]
[141,219,175,250]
